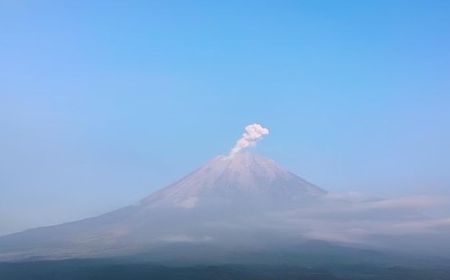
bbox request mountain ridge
[141,152,325,208]
[2,152,449,262]
[0,152,328,261]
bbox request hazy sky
[1,1,450,236]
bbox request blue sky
[1,1,449,235]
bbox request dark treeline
[1,260,450,280]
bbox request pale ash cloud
[230,124,269,155]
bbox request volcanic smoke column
[229,123,269,156]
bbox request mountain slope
[1,152,449,262]
[0,153,326,261]
[142,152,325,208]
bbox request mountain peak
[141,152,326,208]
[210,152,294,182]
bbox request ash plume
[230,123,269,156]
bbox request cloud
[261,193,450,246]
[175,197,198,209]
[159,234,213,243]
[360,195,448,210]
[230,123,269,155]
[324,192,373,203]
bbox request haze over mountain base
[1,153,449,264]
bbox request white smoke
[230,123,269,155]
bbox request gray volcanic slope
[0,153,326,261]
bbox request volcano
[1,151,450,263]
[0,152,327,261]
